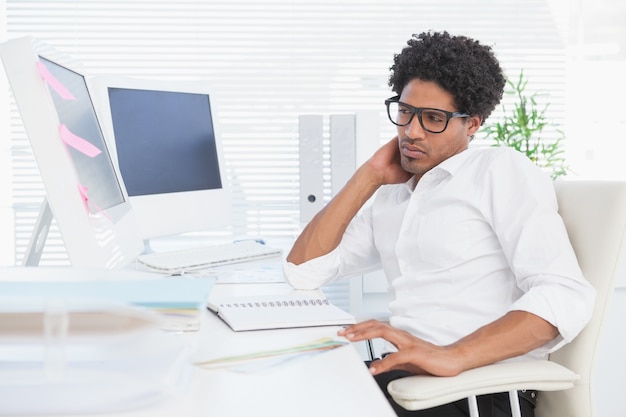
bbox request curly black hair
[389,31,505,124]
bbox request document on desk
[195,336,349,371]
[207,291,356,331]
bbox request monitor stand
[23,198,54,266]
[142,239,155,255]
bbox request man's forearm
[445,310,559,374]
[339,311,559,377]
[287,164,382,265]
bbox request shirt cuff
[509,282,596,352]
[282,248,341,290]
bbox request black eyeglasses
[384,96,470,134]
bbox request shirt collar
[404,147,476,192]
[435,147,475,176]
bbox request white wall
[565,62,626,184]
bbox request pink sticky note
[77,183,91,213]
[36,61,76,100]
[59,124,102,158]
[78,183,111,220]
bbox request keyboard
[136,241,283,273]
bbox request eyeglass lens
[387,102,449,133]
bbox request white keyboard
[136,241,283,273]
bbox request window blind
[2,0,568,310]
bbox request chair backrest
[536,180,626,417]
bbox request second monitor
[91,76,232,246]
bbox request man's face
[396,79,481,179]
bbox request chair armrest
[387,360,579,411]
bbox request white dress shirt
[284,146,596,360]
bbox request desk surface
[0,269,397,417]
[142,282,396,417]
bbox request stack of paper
[0,274,214,415]
[0,275,215,331]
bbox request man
[284,31,595,417]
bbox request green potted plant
[484,70,569,180]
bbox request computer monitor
[89,76,231,247]
[0,36,144,268]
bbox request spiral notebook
[207,292,356,331]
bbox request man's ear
[467,116,483,137]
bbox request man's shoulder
[468,145,528,160]
[462,146,553,193]
[462,146,537,171]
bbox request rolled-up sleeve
[283,248,342,290]
[510,275,596,353]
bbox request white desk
[143,282,396,417]
[167,318,394,416]
[0,270,396,417]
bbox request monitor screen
[90,76,232,242]
[107,87,222,197]
[0,37,144,268]
[40,57,126,212]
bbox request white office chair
[386,180,626,417]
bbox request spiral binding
[220,298,330,308]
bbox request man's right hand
[365,136,413,186]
